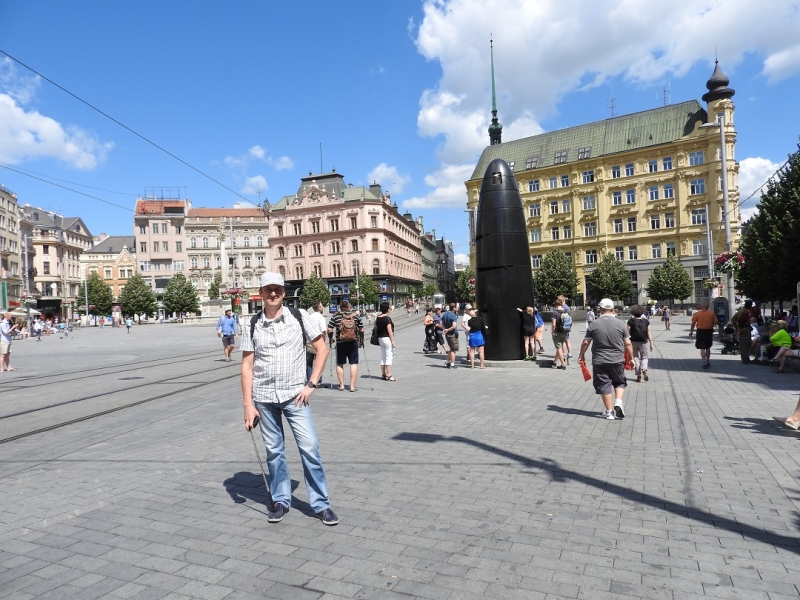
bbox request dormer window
[33,212,39,221]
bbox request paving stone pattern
[1,315,799,599]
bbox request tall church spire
[488,38,503,145]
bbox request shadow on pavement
[724,416,800,438]
[547,404,601,418]
[392,432,800,554]
[223,473,315,517]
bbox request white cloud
[409,0,800,210]
[454,253,469,264]
[248,145,266,159]
[222,146,294,172]
[402,163,473,209]
[271,156,294,170]
[241,175,268,195]
[737,156,783,220]
[367,163,411,194]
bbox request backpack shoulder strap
[249,311,261,341]
[287,307,308,345]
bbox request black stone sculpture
[475,159,536,360]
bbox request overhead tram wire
[0,163,138,197]
[0,164,132,212]
[0,49,251,204]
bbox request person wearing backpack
[627,305,654,382]
[557,294,574,359]
[327,300,364,392]
[550,298,569,369]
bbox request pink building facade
[133,197,190,290]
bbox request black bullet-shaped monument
[475,158,536,360]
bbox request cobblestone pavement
[1,315,800,599]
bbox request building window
[581,170,594,184]
[202,237,208,248]
[648,159,658,173]
[370,216,378,228]
[276,225,283,236]
[257,255,264,267]
[372,259,380,275]
[690,179,706,195]
[243,236,250,247]
[650,214,661,229]
[528,179,540,192]
[531,254,542,269]
[175,226,181,235]
[530,228,542,243]
[554,150,567,164]
[173,241,181,253]
[561,174,570,187]
[549,201,559,215]
[279,266,286,277]
[577,147,591,160]
[139,225,146,235]
[294,265,303,280]
[562,225,572,239]
[615,246,624,261]
[529,203,541,217]
[203,256,210,268]
[625,163,635,177]
[330,219,339,232]
[153,242,159,253]
[612,165,621,178]
[626,189,636,204]
[652,244,662,259]
[551,227,559,241]
[689,151,704,166]
[140,242,147,253]
[331,262,341,277]
[331,241,340,254]
[162,241,168,252]
[161,223,167,234]
[663,156,673,170]
[216,256,221,268]
[294,245,303,257]
[663,183,674,199]
[43,261,50,275]
[371,238,379,251]
[152,224,158,234]
[549,176,558,189]
[525,156,538,169]
[693,239,707,256]
[292,223,301,235]
[277,246,285,258]
[691,208,706,225]
[351,240,359,252]
[629,246,638,260]
[352,260,360,274]
[564,252,573,263]
[255,236,262,247]
[649,186,659,201]
[694,266,710,278]
[190,237,196,249]
[582,195,596,210]
[666,242,676,256]
[244,255,251,267]
[614,219,623,233]
[584,222,597,236]
[350,217,358,229]
[627,217,637,232]
[190,257,197,268]
[612,191,622,205]
[311,221,320,234]
[585,249,598,264]
[665,212,675,228]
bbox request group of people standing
[422,303,489,369]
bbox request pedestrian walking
[578,298,634,420]
[627,305,654,382]
[661,305,672,330]
[0,313,19,371]
[551,299,569,369]
[33,317,43,341]
[327,299,364,392]
[306,302,327,385]
[125,317,133,333]
[240,272,337,526]
[375,302,397,380]
[558,295,573,360]
[516,306,538,360]
[216,308,239,362]
[689,301,718,369]
[422,308,437,354]
[586,307,596,325]
[432,306,447,354]
[733,300,753,363]
[467,308,488,369]
[534,307,545,353]
[441,302,460,368]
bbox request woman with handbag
[376,302,397,381]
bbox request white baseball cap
[259,272,285,287]
[598,298,614,310]
[465,303,473,310]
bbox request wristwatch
[306,381,318,388]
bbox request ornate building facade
[466,63,740,306]
[0,184,22,309]
[80,235,136,299]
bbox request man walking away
[551,299,568,369]
[125,317,133,333]
[241,272,337,526]
[217,308,239,362]
[578,298,634,420]
[327,300,364,392]
[689,301,718,369]
[33,317,43,341]
[306,302,327,386]
[627,305,654,382]
[735,300,753,363]
[0,313,19,371]
[441,303,460,369]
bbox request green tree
[585,252,633,302]
[645,254,694,306]
[533,249,579,305]
[739,143,800,302]
[299,272,331,308]
[76,271,114,316]
[162,273,200,317]
[410,284,424,301]
[207,273,222,300]
[454,268,475,305]
[118,273,157,322]
[351,270,380,308]
[421,282,438,299]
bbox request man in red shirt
[689,301,718,369]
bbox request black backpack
[249,307,308,349]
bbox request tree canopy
[207,273,221,300]
[454,267,475,305]
[299,272,331,308]
[76,271,114,316]
[585,252,634,302]
[118,273,157,321]
[533,249,579,305]
[645,254,694,305]
[739,143,800,302]
[162,273,200,316]
[350,270,380,308]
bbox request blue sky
[2,1,799,264]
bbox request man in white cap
[240,272,339,525]
[578,298,633,420]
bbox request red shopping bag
[624,358,635,371]
[578,359,592,382]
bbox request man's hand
[243,403,259,431]
[294,385,313,407]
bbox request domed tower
[702,60,735,125]
[488,39,502,145]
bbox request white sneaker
[603,410,616,420]
[613,402,625,419]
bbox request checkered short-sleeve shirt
[240,308,326,404]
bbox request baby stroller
[719,323,739,355]
[422,324,438,354]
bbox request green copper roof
[470,100,706,180]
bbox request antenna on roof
[607,86,617,117]
[662,82,670,106]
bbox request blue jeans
[255,400,331,513]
